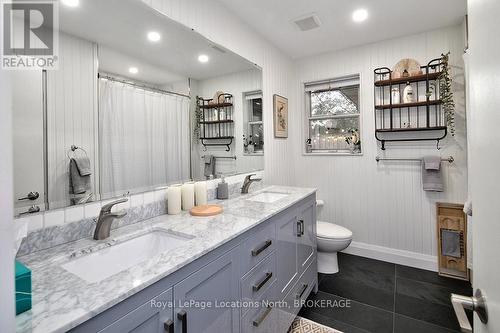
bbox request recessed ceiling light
[128,67,138,74]
[352,9,368,23]
[198,54,209,63]
[147,31,161,42]
[61,0,79,7]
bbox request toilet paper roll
[181,182,195,211]
[194,181,207,206]
[167,184,182,215]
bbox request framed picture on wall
[273,94,288,138]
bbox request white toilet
[316,201,353,274]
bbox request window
[305,75,361,154]
[243,91,263,154]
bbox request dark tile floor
[299,253,472,333]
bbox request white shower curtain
[99,78,190,197]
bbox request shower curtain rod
[98,73,191,99]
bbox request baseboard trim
[342,241,438,272]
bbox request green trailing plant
[344,128,360,145]
[193,97,203,143]
[439,52,456,136]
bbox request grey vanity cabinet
[98,288,174,333]
[275,208,299,296]
[173,250,239,333]
[296,199,316,276]
[73,194,317,333]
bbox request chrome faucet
[241,174,262,194]
[93,198,128,240]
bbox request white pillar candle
[167,184,182,215]
[181,182,195,211]
[194,181,207,206]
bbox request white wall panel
[292,26,467,259]
[46,33,98,208]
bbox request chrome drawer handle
[252,306,272,327]
[296,283,308,299]
[251,240,272,257]
[253,272,273,292]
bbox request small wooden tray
[190,204,223,217]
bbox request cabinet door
[275,209,298,297]
[297,199,316,276]
[173,251,239,333]
[99,288,174,333]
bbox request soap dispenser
[217,175,229,199]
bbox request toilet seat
[317,221,352,240]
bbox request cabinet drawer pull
[252,306,272,327]
[296,283,308,299]
[164,319,174,333]
[177,310,187,333]
[300,220,305,236]
[251,240,272,257]
[253,272,273,292]
[296,220,302,237]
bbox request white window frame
[303,74,363,156]
[243,90,264,155]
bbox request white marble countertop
[16,185,316,333]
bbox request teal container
[15,260,32,315]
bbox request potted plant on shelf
[439,52,456,136]
[193,97,203,143]
[427,52,456,136]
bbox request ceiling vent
[293,14,321,32]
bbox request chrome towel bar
[375,156,454,163]
[201,155,236,160]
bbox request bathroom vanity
[16,186,317,333]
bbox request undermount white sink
[62,231,192,283]
[246,191,290,203]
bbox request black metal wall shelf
[197,94,234,151]
[374,57,447,150]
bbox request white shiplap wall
[46,33,98,208]
[141,0,296,186]
[194,69,263,178]
[291,25,467,269]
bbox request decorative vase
[403,83,414,103]
[167,184,182,215]
[391,87,401,104]
[194,181,207,205]
[181,182,195,211]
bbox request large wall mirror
[12,0,263,215]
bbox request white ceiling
[59,0,258,85]
[217,0,467,59]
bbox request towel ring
[67,145,88,160]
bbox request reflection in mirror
[11,0,263,216]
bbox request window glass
[310,86,359,117]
